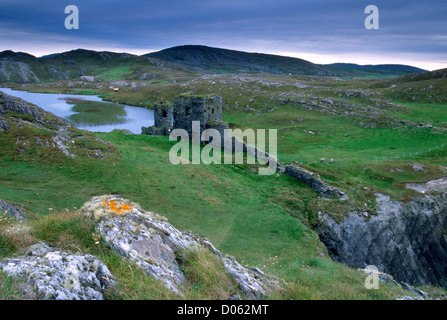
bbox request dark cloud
[0,0,445,69]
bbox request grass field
[0,128,417,299]
[97,66,133,80]
[1,69,446,299]
[223,101,447,201]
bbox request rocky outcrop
[0,61,41,83]
[284,164,346,199]
[0,119,8,131]
[0,91,70,127]
[357,266,428,300]
[0,243,114,300]
[0,92,118,160]
[315,178,447,288]
[80,195,283,299]
[0,199,26,220]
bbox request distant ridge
[328,63,426,74]
[145,45,343,76]
[0,45,428,83]
[0,49,189,83]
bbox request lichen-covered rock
[80,195,283,298]
[221,256,282,300]
[0,243,114,300]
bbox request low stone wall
[284,164,345,199]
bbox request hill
[383,68,447,84]
[0,49,193,83]
[146,45,344,76]
[371,68,447,103]
[328,63,426,78]
[1,89,430,300]
[0,46,430,84]
[1,68,447,299]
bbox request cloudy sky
[0,0,446,70]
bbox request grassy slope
[94,73,447,201]
[224,103,447,201]
[327,64,426,79]
[0,49,196,84]
[0,127,412,299]
[1,70,446,299]
[7,73,447,202]
[146,45,341,76]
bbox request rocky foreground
[0,195,283,300]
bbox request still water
[0,87,154,134]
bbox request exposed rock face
[0,91,70,127]
[0,119,8,131]
[0,243,114,300]
[0,61,41,83]
[315,178,447,288]
[284,164,346,199]
[0,199,26,220]
[0,92,118,160]
[80,195,283,299]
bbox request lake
[0,88,154,134]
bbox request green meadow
[0,128,414,299]
[1,67,446,299]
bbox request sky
[0,0,446,70]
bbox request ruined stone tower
[142,94,227,137]
[141,100,173,136]
[172,94,225,137]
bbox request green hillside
[0,52,446,300]
[0,49,194,83]
[146,45,343,76]
[0,46,428,85]
[0,121,410,300]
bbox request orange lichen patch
[102,199,133,215]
